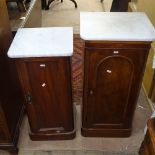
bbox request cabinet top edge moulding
[7,27,73,58]
[80,12,155,42]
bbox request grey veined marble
[80,12,155,41]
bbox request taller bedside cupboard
[80,12,155,137]
[8,27,75,140]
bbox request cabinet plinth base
[81,127,132,137]
[29,129,76,141]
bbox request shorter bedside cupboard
[7,27,76,140]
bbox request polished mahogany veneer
[0,0,24,154]
[82,41,150,137]
[139,117,155,155]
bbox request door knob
[89,90,94,95]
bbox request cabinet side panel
[0,105,10,143]
[0,0,24,144]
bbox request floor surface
[16,88,151,155]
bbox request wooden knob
[90,90,94,95]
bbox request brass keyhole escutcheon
[26,92,32,105]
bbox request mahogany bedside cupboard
[139,117,155,155]
[80,12,155,137]
[7,27,76,140]
[0,0,24,154]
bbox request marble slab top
[80,12,155,41]
[8,27,73,58]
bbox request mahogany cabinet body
[139,118,155,155]
[0,0,24,154]
[16,57,75,140]
[82,41,151,137]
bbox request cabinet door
[83,48,148,129]
[17,58,74,134]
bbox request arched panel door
[87,55,134,128]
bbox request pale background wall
[137,0,155,26]
[130,0,155,96]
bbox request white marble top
[80,12,155,41]
[8,27,73,58]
